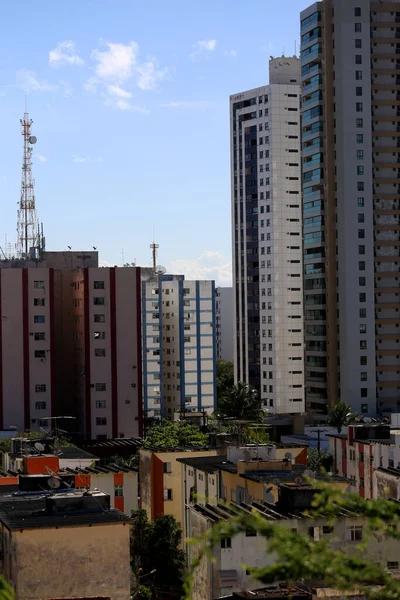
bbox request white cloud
[224,49,237,58]
[37,155,47,162]
[49,41,84,67]
[72,155,103,164]
[167,251,232,286]
[91,41,138,81]
[160,100,210,110]
[16,69,57,93]
[107,84,132,99]
[190,39,217,61]
[136,58,169,91]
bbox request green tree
[217,382,263,421]
[0,578,14,599]
[143,420,208,449]
[216,359,234,401]
[329,402,358,434]
[307,447,333,472]
[185,485,400,600]
[131,510,185,597]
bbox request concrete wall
[215,287,233,361]
[10,523,130,600]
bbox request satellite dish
[34,442,45,453]
[29,136,37,145]
[295,476,304,485]
[47,477,61,489]
[272,478,281,486]
[363,417,372,424]
[285,452,293,461]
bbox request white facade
[142,276,216,420]
[215,287,233,361]
[230,57,305,414]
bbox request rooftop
[0,491,131,531]
[57,446,98,460]
[177,455,228,472]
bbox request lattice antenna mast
[150,241,159,273]
[17,111,40,259]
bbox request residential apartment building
[71,266,142,440]
[230,57,305,413]
[142,275,216,420]
[215,286,234,361]
[301,0,400,416]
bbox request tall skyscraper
[230,57,305,414]
[142,276,216,420]
[215,287,234,361]
[301,0,400,416]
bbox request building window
[95,383,106,392]
[359,277,366,286]
[359,261,365,271]
[114,485,124,497]
[356,119,363,128]
[185,396,192,404]
[35,402,46,410]
[361,388,367,398]
[34,281,45,289]
[357,197,364,207]
[361,404,368,414]
[95,348,106,357]
[361,372,367,382]
[356,102,363,112]
[355,39,362,49]
[347,526,363,542]
[94,281,105,289]
[245,528,257,537]
[354,7,361,16]
[35,384,46,393]
[94,314,105,323]
[355,70,362,81]
[360,324,367,334]
[94,331,106,340]
[184,336,191,343]
[34,332,45,341]
[221,537,232,549]
[360,356,367,366]
[357,182,364,191]
[357,150,363,160]
[34,315,45,324]
[358,229,364,239]
[34,350,46,359]
[163,488,173,500]
[163,462,172,473]
[96,400,106,409]
[34,298,45,306]
[387,561,399,571]
[360,340,367,350]
[355,23,361,33]
[357,166,364,176]
[94,297,105,305]
[359,308,366,318]
[96,417,107,426]
[358,245,365,255]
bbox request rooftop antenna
[16,103,43,259]
[294,40,297,57]
[150,239,159,273]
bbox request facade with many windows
[142,275,216,420]
[230,57,305,413]
[301,0,400,415]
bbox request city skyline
[0,0,310,286]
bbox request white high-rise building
[230,57,305,414]
[142,275,216,420]
[215,287,233,361]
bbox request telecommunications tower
[16,110,45,259]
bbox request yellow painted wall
[11,523,131,600]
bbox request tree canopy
[329,402,358,434]
[142,420,208,449]
[0,578,14,599]
[217,382,263,421]
[185,484,400,600]
[131,509,185,598]
[216,359,234,400]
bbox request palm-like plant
[329,402,357,434]
[217,382,263,422]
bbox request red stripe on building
[136,267,143,437]
[370,445,373,499]
[0,271,3,429]
[22,269,30,430]
[110,268,118,438]
[83,268,91,439]
[49,269,56,418]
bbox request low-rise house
[0,490,131,600]
[188,484,400,600]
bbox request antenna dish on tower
[29,136,37,145]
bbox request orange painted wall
[151,455,164,520]
[74,474,91,488]
[114,473,123,487]
[24,456,60,475]
[0,476,18,486]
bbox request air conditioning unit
[40,358,45,362]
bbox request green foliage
[143,420,208,449]
[307,448,333,472]
[217,382,263,422]
[243,426,270,445]
[216,359,234,400]
[185,484,400,600]
[111,454,139,469]
[329,402,358,434]
[131,509,185,597]
[0,431,73,454]
[0,577,14,599]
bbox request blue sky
[0,0,309,285]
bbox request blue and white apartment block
[142,275,216,419]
